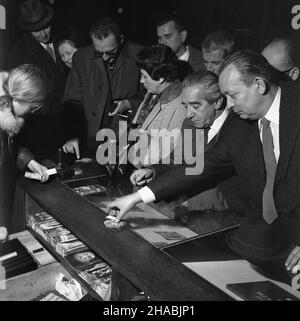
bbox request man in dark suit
[108,50,300,273]
[8,0,66,159]
[62,18,142,158]
[156,14,205,72]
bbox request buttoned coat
[63,42,142,152]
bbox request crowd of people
[1,0,300,279]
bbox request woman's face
[140,69,164,94]
[58,41,78,68]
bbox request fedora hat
[225,218,293,262]
[18,0,53,31]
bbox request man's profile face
[31,26,51,44]
[92,33,119,64]
[202,49,226,75]
[182,85,217,128]
[219,64,263,120]
[157,21,185,56]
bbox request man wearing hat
[107,50,300,278]
[8,0,66,160]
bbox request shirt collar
[210,108,229,132]
[178,46,190,62]
[259,87,281,128]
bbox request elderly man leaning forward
[0,64,50,236]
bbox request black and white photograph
[0,0,300,311]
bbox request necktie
[45,43,55,61]
[203,127,210,146]
[261,118,278,224]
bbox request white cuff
[137,186,156,203]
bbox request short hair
[182,70,222,103]
[156,13,186,33]
[57,26,88,50]
[202,30,235,58]
[264,38,298,68]
[2,64,49,112]
[136,44,181,82]
[89,17,122,42]
[219,50,279,86]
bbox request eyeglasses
[281,66,294,75]
[12,98,44,114]
[96,45,119,58]
[30,104,43,113]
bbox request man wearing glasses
[262,38,299,82]
[63,18,142,158]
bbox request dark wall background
[0,0,299,69]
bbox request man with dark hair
[63,17,142,157]
[201,30,235,75]
[156,14,205,72]
[109,50,300,275]
[8,0,66,159]
[262,38,299,82]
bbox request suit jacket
[7,33,67,159]
[8,33,66,114]
[188,45,205,72]
[148,82,300,244]
[63,41,142,153]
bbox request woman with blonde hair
[0,64,49,238]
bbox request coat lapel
[275,85,300,186]
[141,101,161,129]
[110,49,126,79]
[94,55,109,85]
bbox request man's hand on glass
[107,192,142,223]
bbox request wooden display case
[18,167,230,301]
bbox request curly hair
[136,44,181,82]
